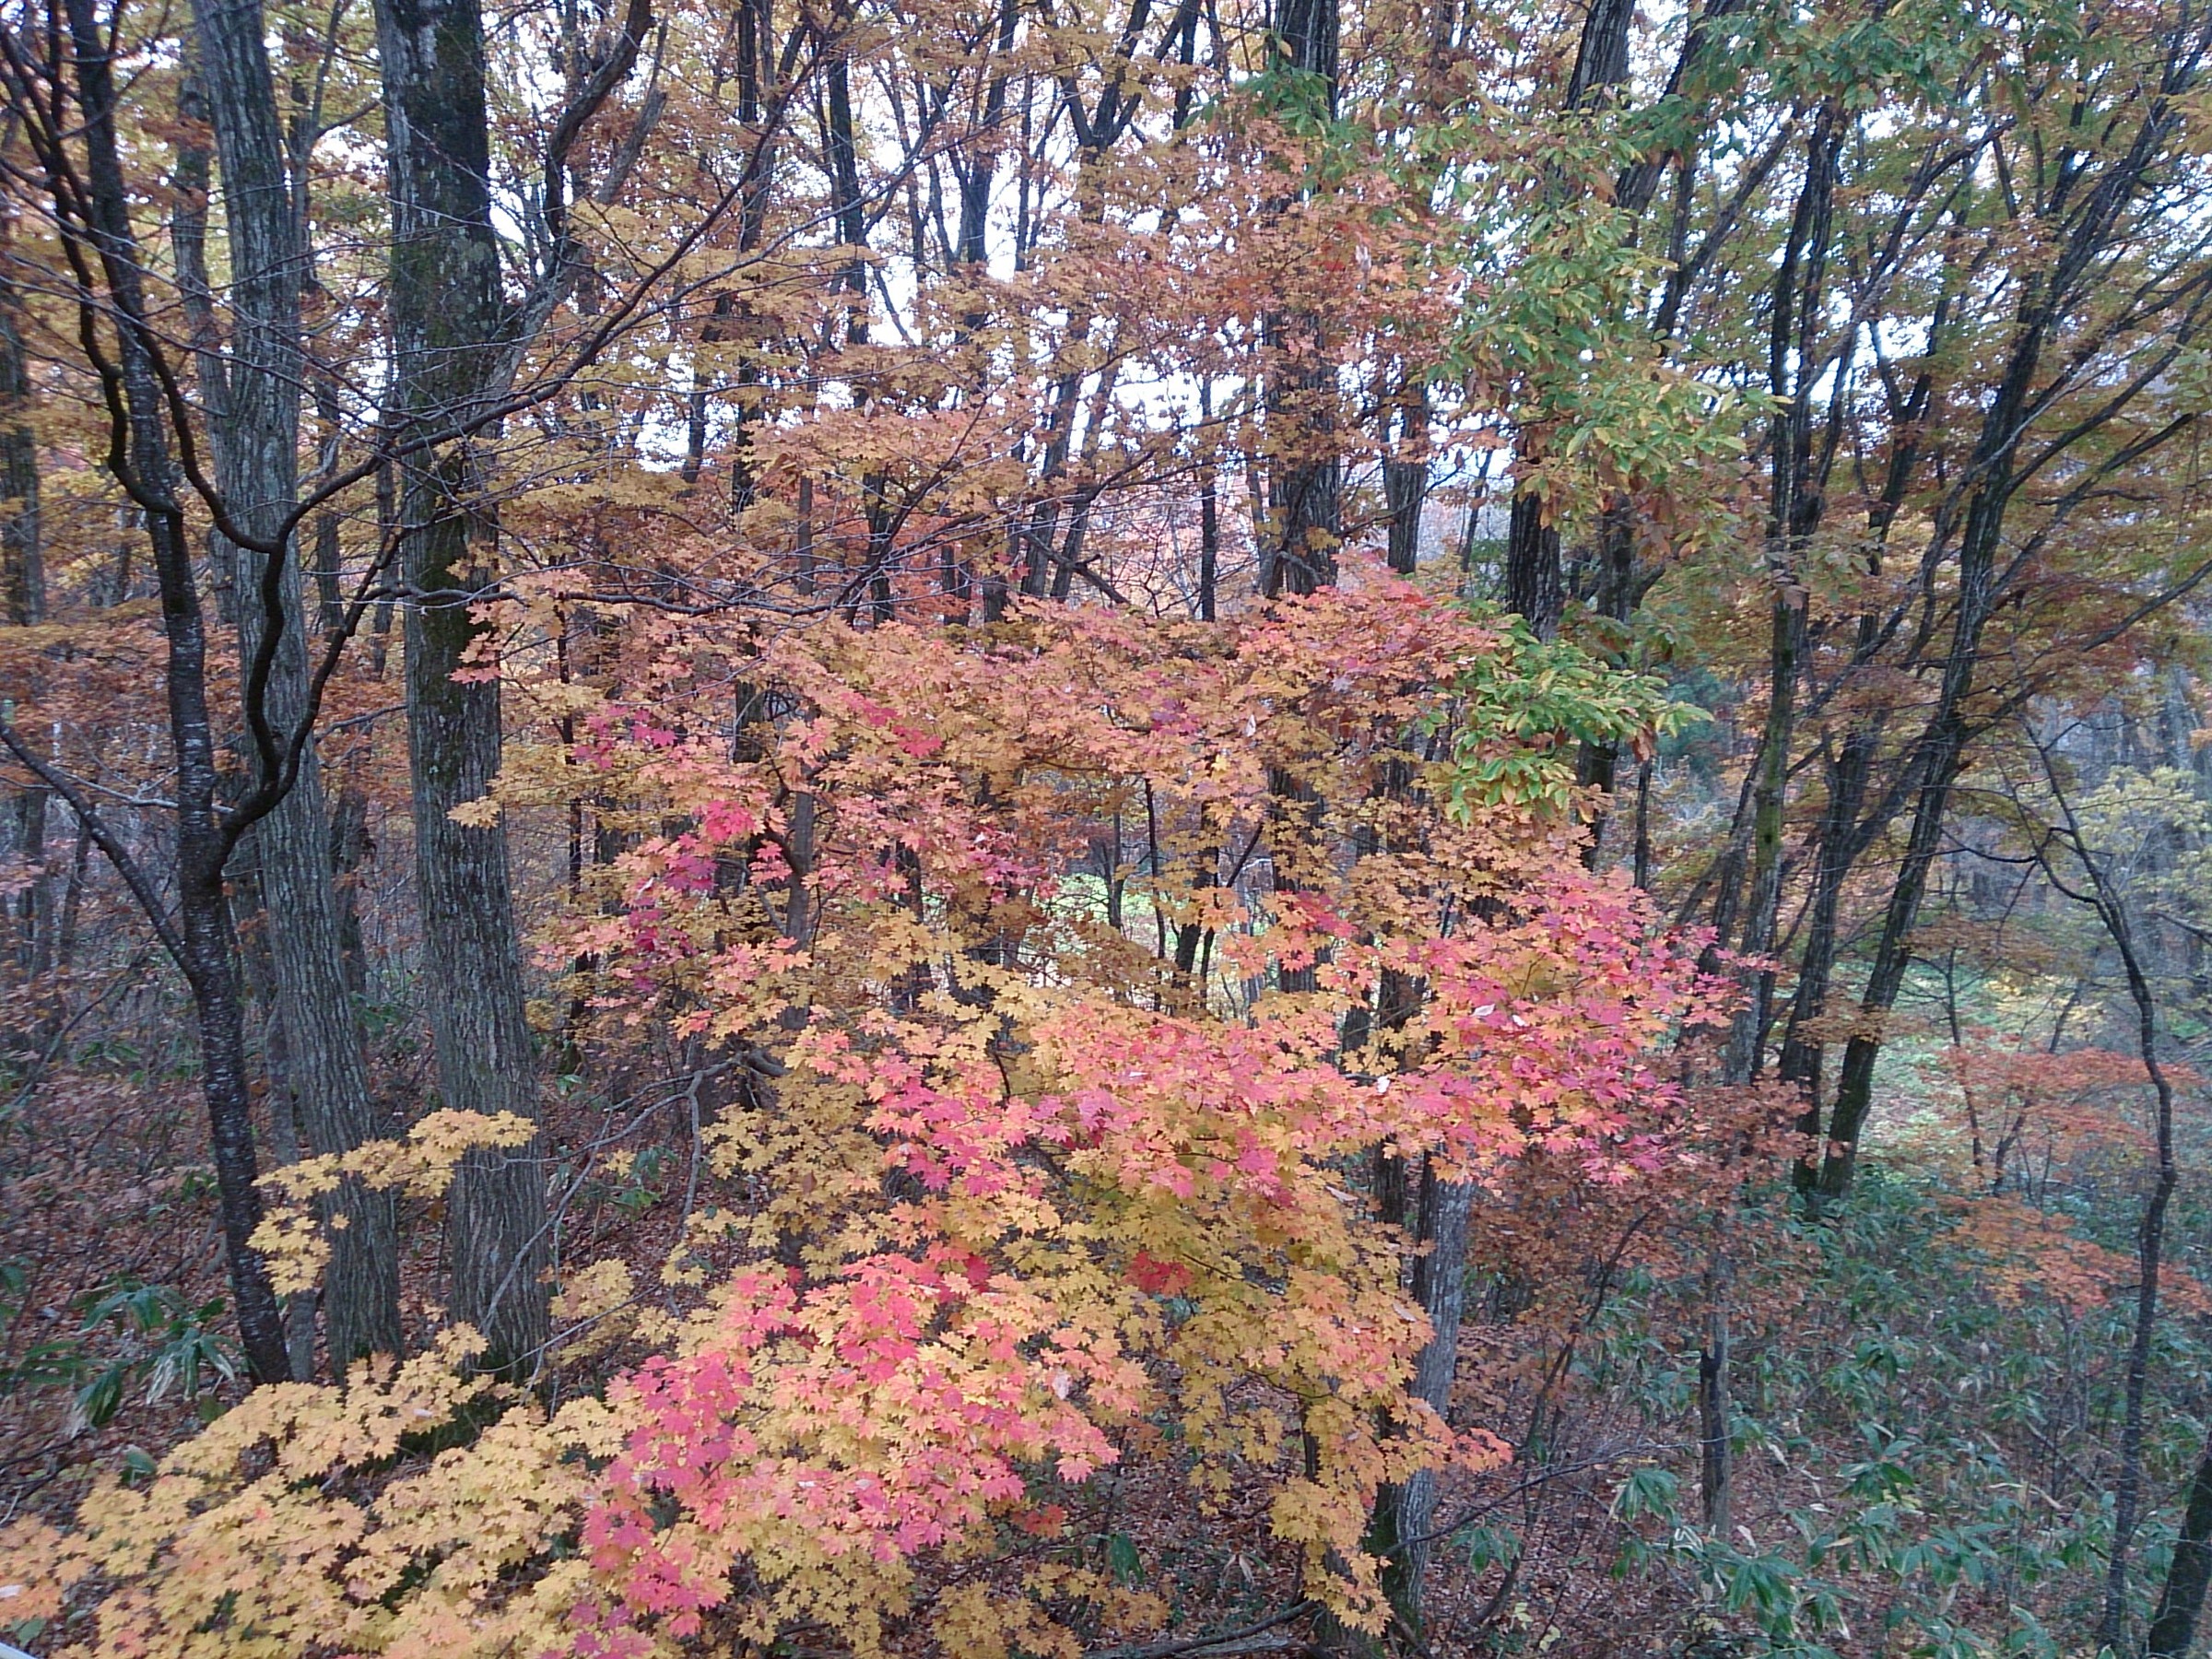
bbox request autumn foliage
[12,0,2212,1644]
[0,571,1727,1653]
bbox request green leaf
[74,1362,129,1430]
[1106,1531,1142,1584]
[1613,1465,1680,1522]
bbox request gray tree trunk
[1257,0,1340,600]
[1724,105,1841,1088]
[2,267,46,984]
[49,0,290,1382]
[188,0,403,1372]
[374,0,550,1379]
[1379,1163,1476,1624]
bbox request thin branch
[0,721,185,972]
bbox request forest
[3,0,2212,1650]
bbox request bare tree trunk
[0,277,35,635]
[1,265,45,985]
[1724,106,1841,1086]
[2148,1430,2212,1657]
[1382,375,1425,578]
[231,845,323,1380]
[18,0,293,1382]
[374,0,550,1379]
[1257,0,1340,601]
[1698,1253,1733,1532]
[1775,729,1872,1108]
[190,0,403,1372]
[1196,382,1219,621]
[2019,747,2187,1653]
[1378,1163,1475,1627]
[1503,490,1562,638]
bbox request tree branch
[0,720,186,973]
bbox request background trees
[6,0,2212,1651]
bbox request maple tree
[4,576,1729,1653]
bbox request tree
[188,0,403,1372]
[372,0,553,1380]
[1,576,1719,1657]
[0,0,294,1382]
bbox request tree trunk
[1257,0,1340,601]
[1698,1254,1733,1532]
[1725,107,1840,1085]
[1,265,45,986]
[1383,377,1425,577]
[231,848,323,1380]
[2147,1430,2212,1658]
[1500,0,1632,640]
[1503,490,1562,639]
[190,0,402,1372]
[0,276,35,636]
[53,0,290,1382]
[1378,1163,1476,1627]
[1775,730,1872,1109]
[374,0,550,1378]
[1259,346,1341,597]
[1196,382,1220,621]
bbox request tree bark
[1257,0,1340,600]
[374,0,550,1378]
[41,0,291,1382]
[1,264,45,985]
[1378,1162,1475,1627]
[0,275,38,630]
[2147,1430,2212,1657]
[190,0,402,1372]
[1698,1253,1733,1532]
[1503,491,1562,639]
[1382,377,1426,577]
[1196,382,1220,621]
[1724,106,1840,1085]
[1775,730,1871,1107]
[231,847,323,1380]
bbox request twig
[1088,1600,1319,1659]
